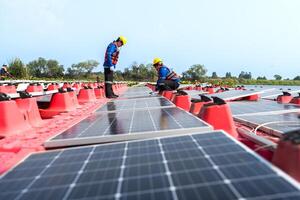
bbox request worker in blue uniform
[0,64,13,80]
[153,58,180,91]
[103,36,127,98]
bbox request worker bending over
[0,64,13,80]
[153,58,180,91]
[103,36,127,98]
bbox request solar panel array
[45,107,212,148]
[229,100,300,116]
[97,97,174,112]
[2,131,300,200]
[234,112,300,136]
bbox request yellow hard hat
[153,57,163,65]
[118,36,127,45]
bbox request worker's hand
[110,66,115,72]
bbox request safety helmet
[153,58,163,65]
[118,36,127,45]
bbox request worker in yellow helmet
[103,36,127,98]
[0,64,13,80]
[153,58,180,91]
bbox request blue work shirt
[157,65,180,86]
[103,43,118,68]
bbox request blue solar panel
[97,97,174,112]
[1,131,300,200]
[229,100,300,116]
[45,107,212,148]
[234,112,300,136]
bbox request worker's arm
[105,44,116,67]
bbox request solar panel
[234,112,300,136]
[261,89,300,99]
[205,90,263,101]
[120,87,155,98]
[229,100,300,116]
[120,93,160,99]
[2,130,300,199]
[183,90,208,99]
[45,107,212,148]
[97,97,174,112]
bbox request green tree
[212,72,218,78]
[182,64,207,81]
[238,71,252,79]
[46,59,64,78]
[274,74,282,80]
[8,58,27,78]
[27,57,47,78]
[257,76,267,80]
[294,76,300,80]
[70,60,99,77]
[225,72,232,78]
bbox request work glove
[110,66,115,72]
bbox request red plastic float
[77,88,97,104]
[189,95,212,115]
[162,90,174,100]
[0,99,34,136]
[277,92,293,103]
[26,83,43,93]
[198,97,238,138]
[272,130,300,182]
[172,91,190,111]
[290,94,300,105]
[39,91,77,118]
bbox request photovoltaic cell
[234,112,300,136]
[45,107,212,148]
[229,100,300,116]
[1,131,300,200]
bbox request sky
[0,0,300,79]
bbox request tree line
[4,58,300,84]
[7,57,100,79]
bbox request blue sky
[0,0,299,79]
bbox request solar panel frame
[234,112,300,137]
[2,130,300,200]
[44,107,213,149]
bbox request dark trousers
[104,68,114,97]
[158,80,180,91]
